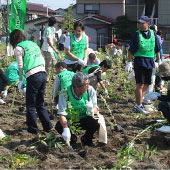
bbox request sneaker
[144,105,158,113]
[143,99,152,105]
[0,98,6,105]
[133,104,150,114]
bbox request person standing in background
[56,24,62,41]
[58,30,68,51]
[43,17,60,81]
[39,24,45,49]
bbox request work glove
[1,90,7,99]
[62,128,71,143]
[125,62,133,72]
[77,59,85,66]
[86,100,93,114]
[103,89,108,95]
[18,80,24,93]
[105,55,109,60]
[158,60,162,65]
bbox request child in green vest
[52,62,75,105]
[5,62,27,92]
[83,59,112,94]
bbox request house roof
[34,17,64,26]
[93,14,115,23]
[26,16,64,25]
[85,24,107,29]
[77,14,115,24]
[27,2,56,14]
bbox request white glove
[62,128,71,142]
[125,62,133,72]
[77,59,85,66]
[1,90,7,99]
[18,80,24,92]
[86,100,93,113]
[105,55,109,59]
[158,60,162,65]
[103,89,108,95]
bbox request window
[77,4,84,14]
[126,0,145,5]
[85,4,99,14]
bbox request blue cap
[138,16,150,23]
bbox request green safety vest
[58,70,75,90]
[83,65,100,75]
[134,29,156,58]
[17,40,45,73]
[65,33,86,60]
[67,85,89,119]
[5,62,27,87]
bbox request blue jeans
[26,72,52,134]
[158,101,170,123]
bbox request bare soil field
[0,64,170,169]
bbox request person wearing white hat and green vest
[10,29,53,134]
[125,16,161,114]
[64,21,89,73]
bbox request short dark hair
[58,24,61,28]
[88,53,96,60]
[74,21,85,31]
[48,17,56,26]
[99,59,112,69]
[157,30,162,36]
[55,62,67,69]
[10,29,26,48]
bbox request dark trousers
[26,72,53,134]
[158,101,170,123]
[55,116,100,143]
[67,63,82,73]
[58,43,64,51]
[40,39,44,49]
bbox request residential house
[72,0,126,50]
[55,8,67,18]
[25,3,63,44]
[25,16,64,42]
[126,0,170,53]
[26,2,56,21]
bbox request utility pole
[137,0,139,28]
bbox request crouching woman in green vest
[52,62,75,105]
[10,29,53,134]
[5,62,27,92]
[55,72,100,147]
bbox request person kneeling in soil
[0,69,9,104]
[5,62,27,93]
[52,62,75,105]
[55,72,100,147]
[82,59,111,95]
[157,63,170,123]
[10,29,53,134]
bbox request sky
[1,0,76,10]
[28,0,76,10]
